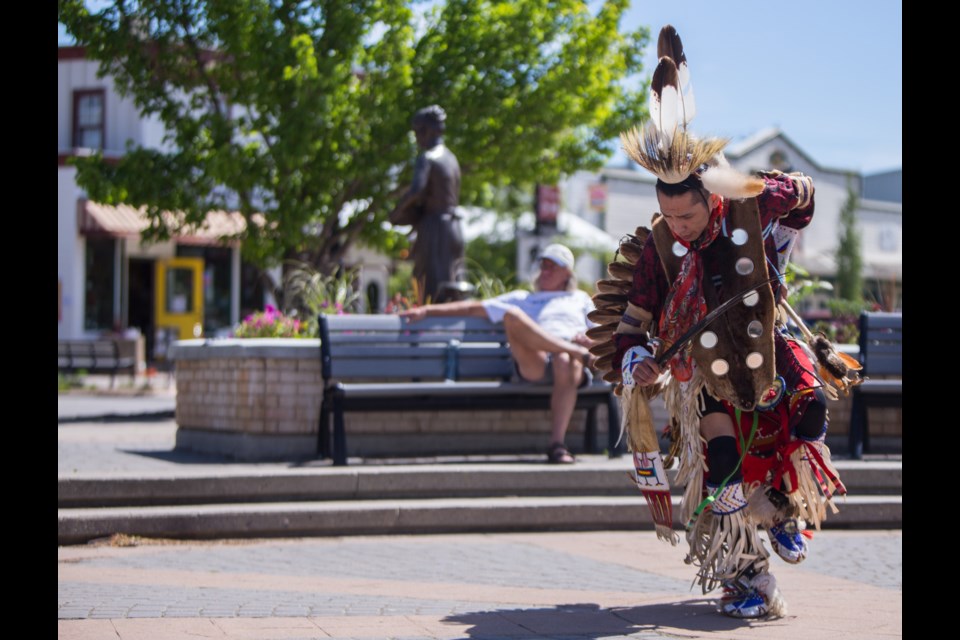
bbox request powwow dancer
[588,25,862,619]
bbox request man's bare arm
[399,300,487,322]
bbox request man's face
[657,189,711,243]
[537,258,569,291]
[413,120,439,149]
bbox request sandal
[546,442,576,464]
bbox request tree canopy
[60,0,649,270]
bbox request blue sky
[60,0,901,174]
[620,0,902,174]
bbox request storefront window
[84,237,116,331]
[164,268,194,314]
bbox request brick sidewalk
[59,529,901,639]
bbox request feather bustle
[595,279,631,295]
[618,242,643,264]
[607,261,635,280]
[587,309,624,325]
[585,321,619,340]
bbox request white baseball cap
[538,244,575,271]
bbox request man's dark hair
[655,174,704,197]
[413,105,446,131]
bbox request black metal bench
[58,339,137,388]
[848,311,902,458]
[318,314,622,466]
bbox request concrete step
[58,460,901,508]
[57,493,901,545]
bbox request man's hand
[399,307,428,322]
[631,357,662,386]
[571,333,592,348]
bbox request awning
[78,200,247,246]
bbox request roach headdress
[620,25,763,199]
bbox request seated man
[400,243,594,463]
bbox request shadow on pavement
[444,600,762,638]
[119,449,245,465]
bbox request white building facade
[59,47,255,358]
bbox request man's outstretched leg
[501,308,587,463]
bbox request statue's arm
[390,154,431,224]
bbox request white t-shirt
[481,289,595,341]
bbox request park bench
[848,311,903,458]
[57,339,137,388]
[318,313,622,466]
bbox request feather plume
[781,300,864,395]
[699,163,765,199]
[657,25,685,68]
[656,25,696,125]
[650,58,680,137]
[811,334,862,379]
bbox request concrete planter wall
[169,340,900,462]
[170,339,323,461]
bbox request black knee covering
[707,436,742,485]
[795,388,827,440]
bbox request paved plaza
[58,391,901,639]
[59,528,901,639]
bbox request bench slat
[323,315,504,332]
[858,380,902,394]
[331,360,450,379]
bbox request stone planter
[169,339,324,461]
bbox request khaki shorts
[514,353,593,387]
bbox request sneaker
[720,581,768,619]
[768,518,808,564]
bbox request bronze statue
[389,105,465,304]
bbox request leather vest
[652,198,776,411]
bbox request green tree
[465,235,519,293]
[835,182,863,302]
[59,0,649,271]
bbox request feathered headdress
[621,25,763,199]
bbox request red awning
[78,200,246,246]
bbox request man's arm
[614,234,668,386]
[756,171,815,230]
[399,299,488,322]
